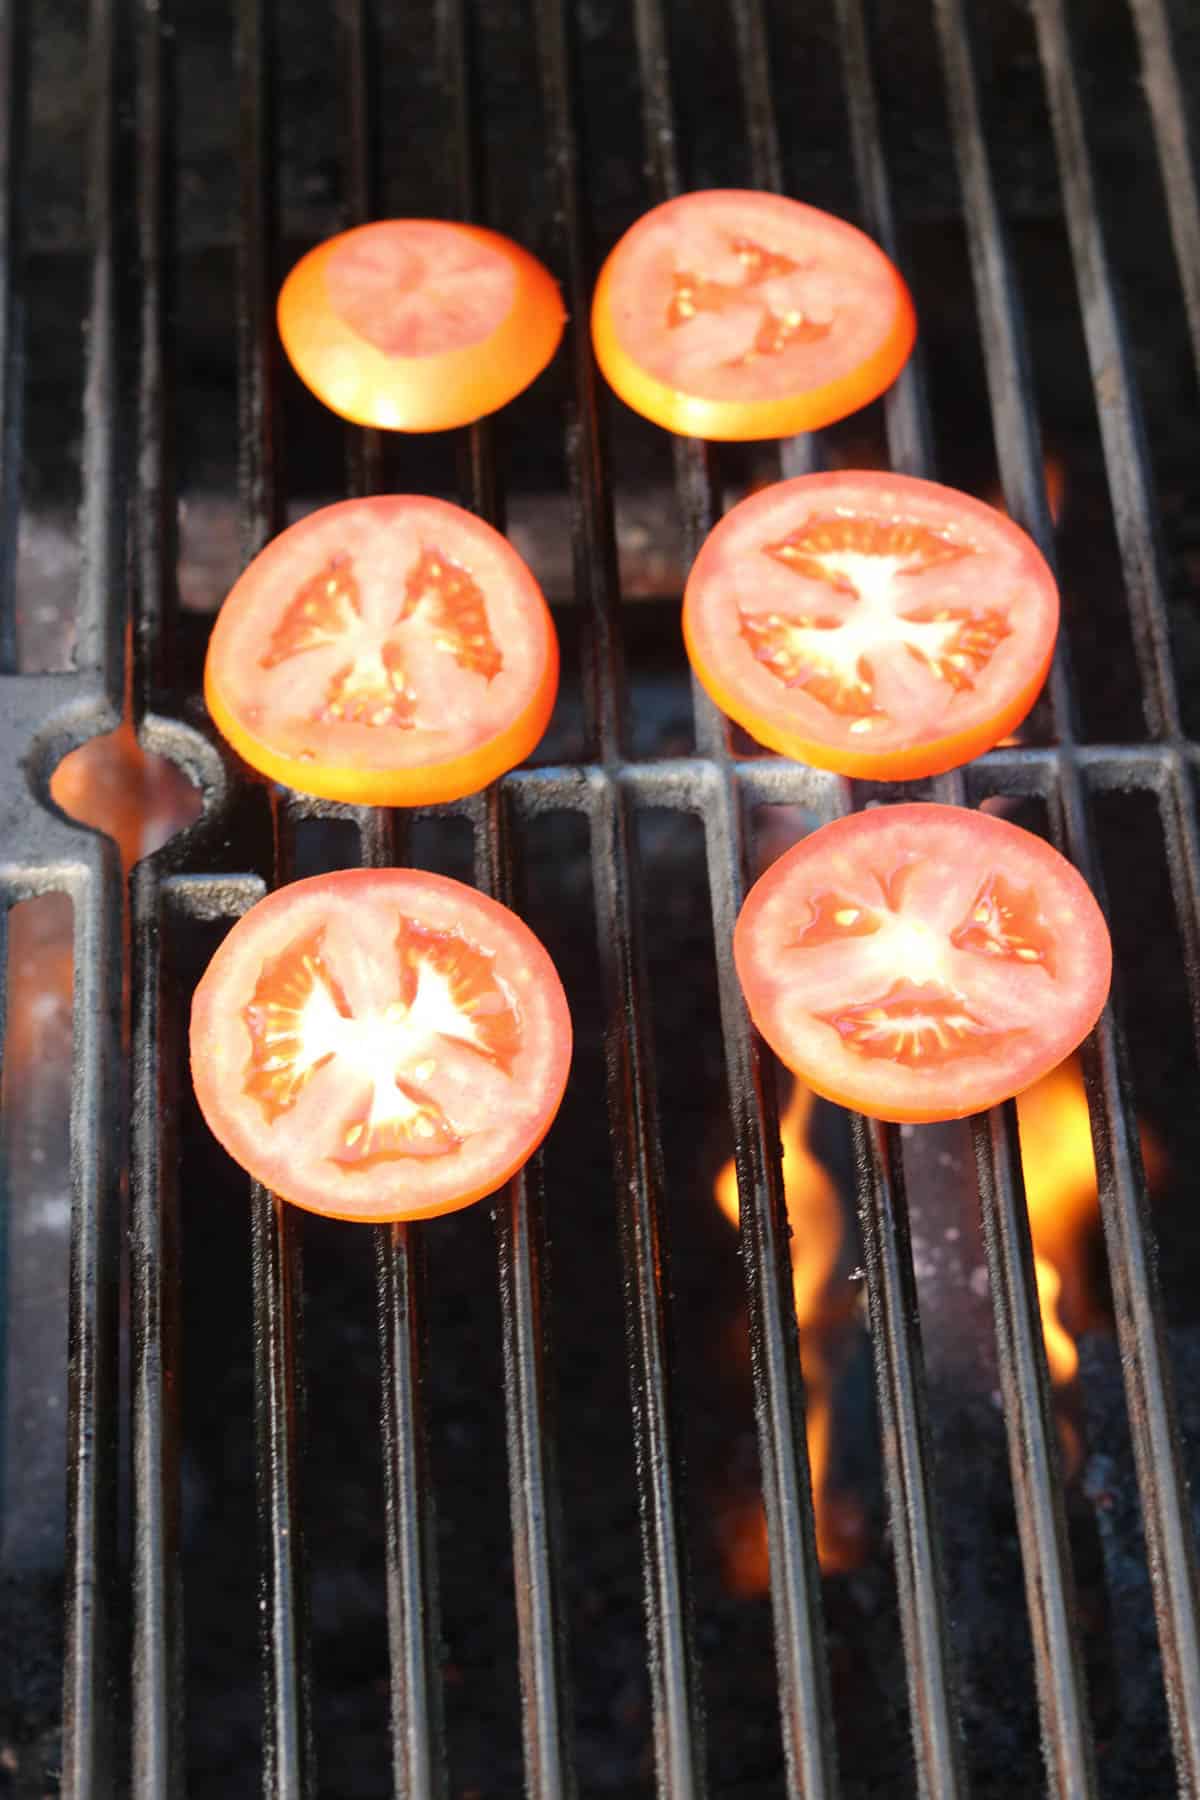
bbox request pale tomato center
[243,916,522,1165]
[739,514,1012,732]
[784,853,1059,1070]
[261,542,503,735]
[668,234,835,364]
[325,224,516,357]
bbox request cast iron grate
[2,0,1200,1794]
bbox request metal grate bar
[255,798,316,1800]
[728,0,783,195]
[128,0,187,1786]
[929,0,1069,731]
[489,1163,569,1800]
[472,785,575,1800]
[235,0,316,1790]
[1128,0,1200,387]
[820,15,976,1776]
[588,766,707,1798]
[970,1101,1098,1800]
[129,864,193,1800]
[531,0,627,761]
[626,3,844,1795]
[1056,834,1200,1794]
[496,746,1196,810]
[829,0,935,479]
[845,1108,968,1798]
[332,12,448,1790]
[829,0,1097,1778]
[235,0,285,553]
[372,1207,444,1800]
[935,2,1200,1784]
[939,764,1095,1798]
[132,0,177,712]
[359,796,446,1800]
[77,0,126,707]
[0,0,26,672]
[697,768,838,1800]
[60,843,124,1800]
[58,0,129,1790]
[532,0,708,1789]
[727,3,972,1790]
[336,0,383,498]
[436,2,576,1789]
[1030,0,1181,742]
[1110,0,1200,1053]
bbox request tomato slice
[684,472,1059,780]
[277,220,566,431]
[590,190,916,440]
[204,496,558,806]
[190,869,572,1221]
[734,805,1111,1123]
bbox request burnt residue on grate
[3,0,1200,1797]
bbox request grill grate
[2,0,1200,1794]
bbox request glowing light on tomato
[278,219,565,431]
[190,870,572,1222]
[684,472,1059,779]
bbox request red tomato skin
[190,870,573,1222]
[684,472,1060,781]
[591,190,916,440]
[734,805,1112,1123]
[278,220,566,432]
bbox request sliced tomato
[190,869,572,1221]
[734,805,1111,1122]
[277,220,565,431]
[684,472,1059,780]
[590,190,915,440]
[204,496,558,806]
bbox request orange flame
[5,719,203,1093]
[51,719,200,874]
[985,453,1066,530]
[715,1081,863,1578]
[1032,1254,1077,1386]
[716,1052,1162,1586]
[1016,1055,1103,1364]
[1017,1053,1165,1471]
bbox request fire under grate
[2,0,1200,1795]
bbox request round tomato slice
[734,804,1111,1123]
[277,220,566,431]
[684,472,1059,780]
[204,496,558,806]
[590,190,916,440]
[190,869,572,1222]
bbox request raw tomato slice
[734,804,1111,1123]
[684,472,1059,780]
[189,870,572,1221]
[590,190,915,440]
[278,220,565,431]
[204,496,558,806]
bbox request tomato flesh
[734,805,1111,1123]
[278,220,565,431]
[684,472,1059,780]
[591,190,916,440]
[190,870,572,1221]
[205,496,558,806]
[323,221,516,358]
